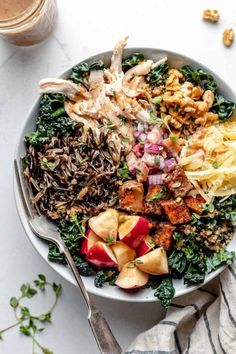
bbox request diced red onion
[139,133,147,142]
[129,166,137,174]
[158,156,165,170]
[134,131,141,138]
[148,174,165,185]
[132,144,144,158]
[144,143,163,154]
[163,133,168,139]
[162,150,167,159]
[147,127,163,144]
[165,158,176,172]
[137,123,144,133]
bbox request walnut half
[202,9,220,23]
[223,28,234,47]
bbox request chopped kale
[70,60,105,85]
[211,95,235,121]
[146,63,169,86]
[48,215,94,277]
[154,278,175,309]
[27,94,75,146]
[206,249,235,273]
[94,270,118,288]
[180,65,217,93]
[122,53,145,72]
[168,250,187,278]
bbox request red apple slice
[89,209,118,242]
[135,247,169,275]
[86,241,118,268]
[111,242,136,271]
[81,229,101,255]
[136,235,155,257]
[118,216,151,249]
[115,262,149,289]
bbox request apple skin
[118,216,151,249]
[115,262,149,289]
[136,235,155,257]
[135,247,169,275]
[81,229,101,255]
[89,208,118,242]
[86,241,118,268]
[111,242,136,271]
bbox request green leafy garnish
[147,192,163,202]
[122,53,145,72]
[212,160,219,169]
[154,278,175,309]
[48,216,95,277]
[206,249,235,273]
[106,233,115,245]
[70,60,105,85]
[149,112,163,125]
[147,63,169,86]
[180,65,217,93]
[211,95,235,121]
[94,270,118,288]
[152,96,163,105]
[117,162,131,180]
[27,94,75,146]
[0,275,61,354]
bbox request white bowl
[14,48,236,302]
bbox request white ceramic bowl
[14,48,236,302]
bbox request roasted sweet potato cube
[119,180,144,212]
[161,199,192,225]
[154,222,176,250]
[144,185,164,215]
[184,195,205,215]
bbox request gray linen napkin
[125,262,236,354]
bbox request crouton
[161,199,192,224]
[144,185,164,215]
[184,195,205,215]
[119,180,144,212]
[164,167,193,197]
[154,222,176,250]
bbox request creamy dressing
[0,0,34,20]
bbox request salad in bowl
[20,37,236,308]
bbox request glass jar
[0,0,57,46]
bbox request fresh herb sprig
[0,275,62,354]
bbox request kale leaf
[168,250,187,278]
[146,63,169,86]
[122,53,145,72]
[154,278,175,309]
[184,264,206,285]
[215,195,236,226]
[180,65,217,93]
[206,248,235,273]
[211,95,236,121]
[27,94,75,146]
[70,60,105,85]
[48,215,95,276]
[94,270,118,288]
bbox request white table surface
[0,0,236,353]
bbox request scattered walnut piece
[202,9,219,23]
[223,28,234,47]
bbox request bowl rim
[13,46,235,302]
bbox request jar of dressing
[0,0,57,46]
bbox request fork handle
[60,245,122,354]
[88,305,122,354]
[61,245,92,308]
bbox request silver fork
[14,159,122,354]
